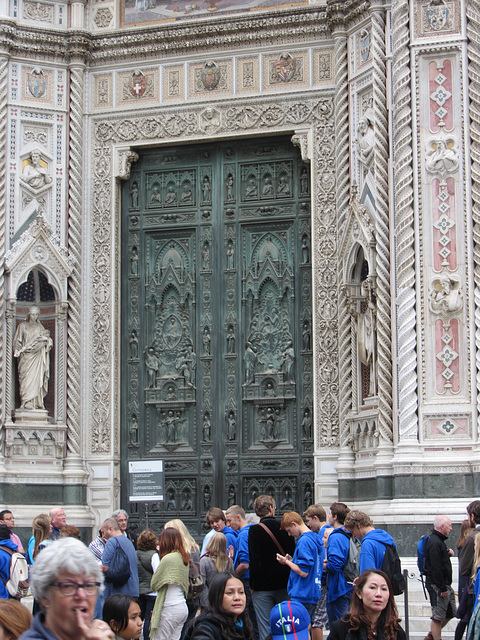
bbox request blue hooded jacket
[287,530,325,604]
[359,528,396,573]
[325,527,354,602]
[0,537,18,599]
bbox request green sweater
[150,551,189,632]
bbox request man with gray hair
[424,515,456,640]
[111,508,137,548]
[101,517,139,600]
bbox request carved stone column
[369,2,394,461]
[65,35,89,470]
[468,0,480,451]
[391,0,419,454]
[331,15,354,479]
[55,302,69,424]
[0,45,10,431]
[3,300,15,424]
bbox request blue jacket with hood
[359,528,396,573]
[0,537,18,599]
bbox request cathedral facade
[0,0,477,551]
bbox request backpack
[417,535,429,575]
[104,539,131,587]
[417,534,429,599]
[187,559,204,601]
[0,546,30,598]
[380,542,405,596]
[336,528,361,582]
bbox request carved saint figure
[185,345,196,385]
[280,487,293,511]
[262,177,273,196]
[226,325,235,354]
[301,408,312,439]
[277,175,290,195]
[245,342,257,383]
[225,174,234,200]
[202,176,211,203]
[302,320,310,351]
[227,411,236,441]
[425,138,459,177]
[129,330,138,359]
[14,306,53,410]
[203,327,211,355]
[281,340,295,381]
[356,110,375,167]
[130,182,139,208]
[21,150,52,190]
[165,410,178,443]
[226,240,235,270]
[145,347,159,388]
[245,179,257,198]
[130,246,138,275]
[165,185,177,204]
[203,412,211,441]
[301,236,309,264]
[348,280,377,397]
[129,413,139,446]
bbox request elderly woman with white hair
[18,537,115,640]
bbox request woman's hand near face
[75,610,115,640]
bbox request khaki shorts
[426,583,457,621]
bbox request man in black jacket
[248,494,295,640]
[424,515,456,640]
[456,501,480,640]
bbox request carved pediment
[4,209,73,300]
[339,184,376,281]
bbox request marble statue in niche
[14,305,53,411]
[21,149,52,191]
[348,279,377,397]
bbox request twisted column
[392,0,418,442]
[333,28,353,450]
[66,63,85,459]
[467,0,480,429]
[370,6,393,444]
[0,55,8,427]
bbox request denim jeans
[252,588,289,640]
[327,592,352,627]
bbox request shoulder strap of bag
[258,522,285,555]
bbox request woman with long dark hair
[150,527,190,640]
[328,570,405,640]
[186,572,255,640]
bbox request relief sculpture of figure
[13,305,53,410]
[227,411,236,441]
[425,137,459,177]
[429,276,463,315]
[21,149,52,190]
[281,340,295,381]
[145,347,159,388]
[244,342,257,383]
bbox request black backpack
[380,542,405,595]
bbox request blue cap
[270,601,310,640]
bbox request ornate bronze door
[122,137,313,535]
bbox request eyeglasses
[51,581,100,596]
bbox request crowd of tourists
[0,499,478,640]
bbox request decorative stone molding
[4,209,72,299]
[90,96,336,455]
